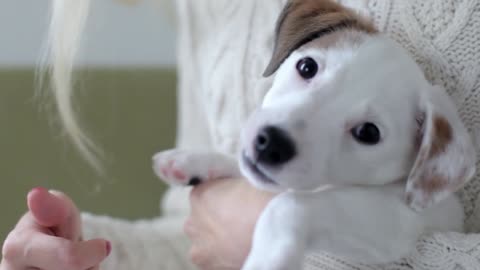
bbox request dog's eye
[296,57,318,79]
[351,123,381,145]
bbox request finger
[27,187,68,227]
[48,190,83,240]
[15,211,55,236]
[23,234,110,270]
[27,188,82,240]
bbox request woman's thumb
[27,187,69,228]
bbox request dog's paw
[152,149,204,186]
[152,149,240,186]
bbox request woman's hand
[185,179,275,270]
[0,188,110,270]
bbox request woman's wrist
[185,179,274,270]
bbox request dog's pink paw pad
[172,169,187,181]
[161,167,169,177]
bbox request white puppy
[153,0,476,269]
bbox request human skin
[0,188,110,270]
[185,179,275,270]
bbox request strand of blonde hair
[38,0,104,172]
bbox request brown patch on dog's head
[263,0,377,77]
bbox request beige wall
[0,69,177,241]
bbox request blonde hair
[40,0,176,172]
[39,0,103,171]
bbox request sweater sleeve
[174,36,213,151]
[79,2,212,269]
[81,213,197,270]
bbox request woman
[2,0,480,269]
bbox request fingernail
[106,241,112,256]
[48,189,60,194]
[48,189,64,197]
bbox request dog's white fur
[153,8,476,270]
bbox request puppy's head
[239,0,476,211]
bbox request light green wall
[0,69,177,241]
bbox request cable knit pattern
[81,0,480,269]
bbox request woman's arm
[82,213,197,270]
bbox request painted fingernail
[106,241,112,256]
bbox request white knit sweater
[84,0,480,269]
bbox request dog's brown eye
[351,123,381,145]
[296,57,318,79]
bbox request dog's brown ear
[263,0,377,77]
[405,86,476,211]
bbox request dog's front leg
[152,149,241,186]
[242,193,308,270]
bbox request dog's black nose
[255,126,296,166]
